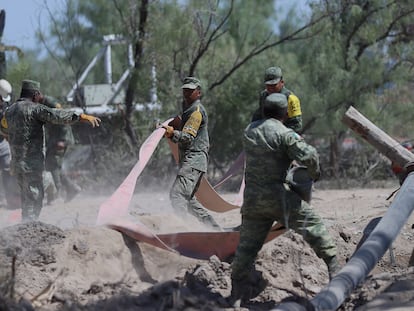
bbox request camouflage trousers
[46,151,64,193]
[45,148,65,172]
[170,166,220,229]
[16,171,44,222]
[45,150,80,202]
[48,168,80,194]
[231,188,336,281]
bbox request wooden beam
[342,106,414,167]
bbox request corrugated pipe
[273,172,414,311]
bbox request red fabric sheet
[96,118,173,225]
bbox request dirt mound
[0,220,331,310]
[0,221,200,310]
[0,186,413,310]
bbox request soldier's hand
[162,125,174,138]
[80,113,101,127]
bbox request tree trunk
[124,0,149,148]
[329,134,340,178]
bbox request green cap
[264,93,287,110]
[181,77,201,90]
[264,66,282,85]
[21,79,41,92]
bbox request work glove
[163,125,174,138]
[80,113,101,127]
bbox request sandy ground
[1,178,414,310]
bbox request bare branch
[188,0,234,75]
[354,2,414,61]
[38,0,84,92]
[208,11,331,91]
[343,1,394,67]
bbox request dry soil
[1,179,414,311]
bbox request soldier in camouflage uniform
[42,96,81,203]
[163,77,220,230]
[1,79,101,221]
[230,93,339,303]
[252,66,302,132]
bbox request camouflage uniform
[252,67,302,132]
[45,123,80,201]
[169,78,219,229]
[43,96,80,202]
[2,84,83,221]
[231,93,336,292]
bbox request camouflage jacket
[45,123,75,151]
[3,98,81,174]
[41,95,76,149]
[171,99,209,173]
[243,118,319,205]
[252,86,302,132]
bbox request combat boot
[228,278,249,307]
[228,269,267,307]
[326,256,341,280]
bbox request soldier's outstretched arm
[79,113,101,127]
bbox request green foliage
[141,0,287,170]
[6,0,414,183]
[295,1,414,131]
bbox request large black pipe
[273,172,414,311]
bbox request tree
[146,0,332,172]
[294,0,414,177]
[16,0,372,180]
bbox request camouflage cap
[264,93,287,110]
[264,66,282,85]
[21,79,41,92]
[181,77,201,90]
